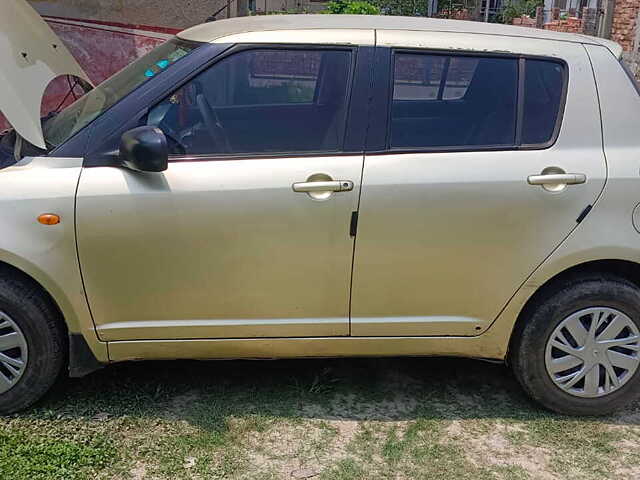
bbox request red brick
[611,0,640,51]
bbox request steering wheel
[161,123,187,155]
[196,94,232,154]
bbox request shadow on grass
[23,357,640,434]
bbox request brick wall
[611,0,640,51]
[512,12,587,33]
[544,16,584,32]
[512,15,537,26]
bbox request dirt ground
[1,357,639,479]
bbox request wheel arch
[507,258,640,360]
[0,257,105,377]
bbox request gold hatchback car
[1,2,639,415]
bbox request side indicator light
[38,214,60,225]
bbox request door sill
[108,335,506,363]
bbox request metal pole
[237,0,249,17]
[484,0,490,21]
[600,0,615,38]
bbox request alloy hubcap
[545,307,640,398]
[0,312,28,394]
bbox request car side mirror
[120,126,168,173]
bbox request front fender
[0,157,107,363]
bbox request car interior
[390,55,519,149]
[148,49,353,155]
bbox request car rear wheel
[0,272,66,414]
[510,274,640,415]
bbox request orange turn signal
[38,214,60,225]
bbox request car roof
[177,14,622,57]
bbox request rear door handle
[527,173,587,186]
[292,180,354,193]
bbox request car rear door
[351,32,607,337]
[76,44,373,341]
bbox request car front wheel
[510,274,640,415]
[0,272,66,414]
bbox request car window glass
[390,53,518,149]
[43,38,198,148]
[235,50,321,105]
[443,57,479,100]
[148,49,352,156]
[521,59,564,145]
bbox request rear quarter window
[521,59,565,145]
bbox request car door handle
[527,173,586,186]
[292,180,354,193]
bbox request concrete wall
[28,0,326,26]
[30,0,235,28]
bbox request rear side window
[389,52,566,151]
[148,48,353,156]
[393,55,479,101]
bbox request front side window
[389,52,566,151]
[43,38,199,148]
[148,48,353,156]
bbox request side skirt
[107,335,507,363]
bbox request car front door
[351,40,607,336]
[76,46,366,341]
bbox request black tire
[0,272,66,414]
[510,274,640,416]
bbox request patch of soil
[241,419,360,478]
[448,421,558,480]
[129,463,147,480]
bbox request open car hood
[0,0,91,149]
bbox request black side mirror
[120,126,168,172]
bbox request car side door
[351,34,607,336]
[76,44,371,342]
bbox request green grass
[1,358,639,479]
[0,428,114,480]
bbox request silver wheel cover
[545,307,640,398]
[0,311,28,394]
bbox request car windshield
[43,37,200,148]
